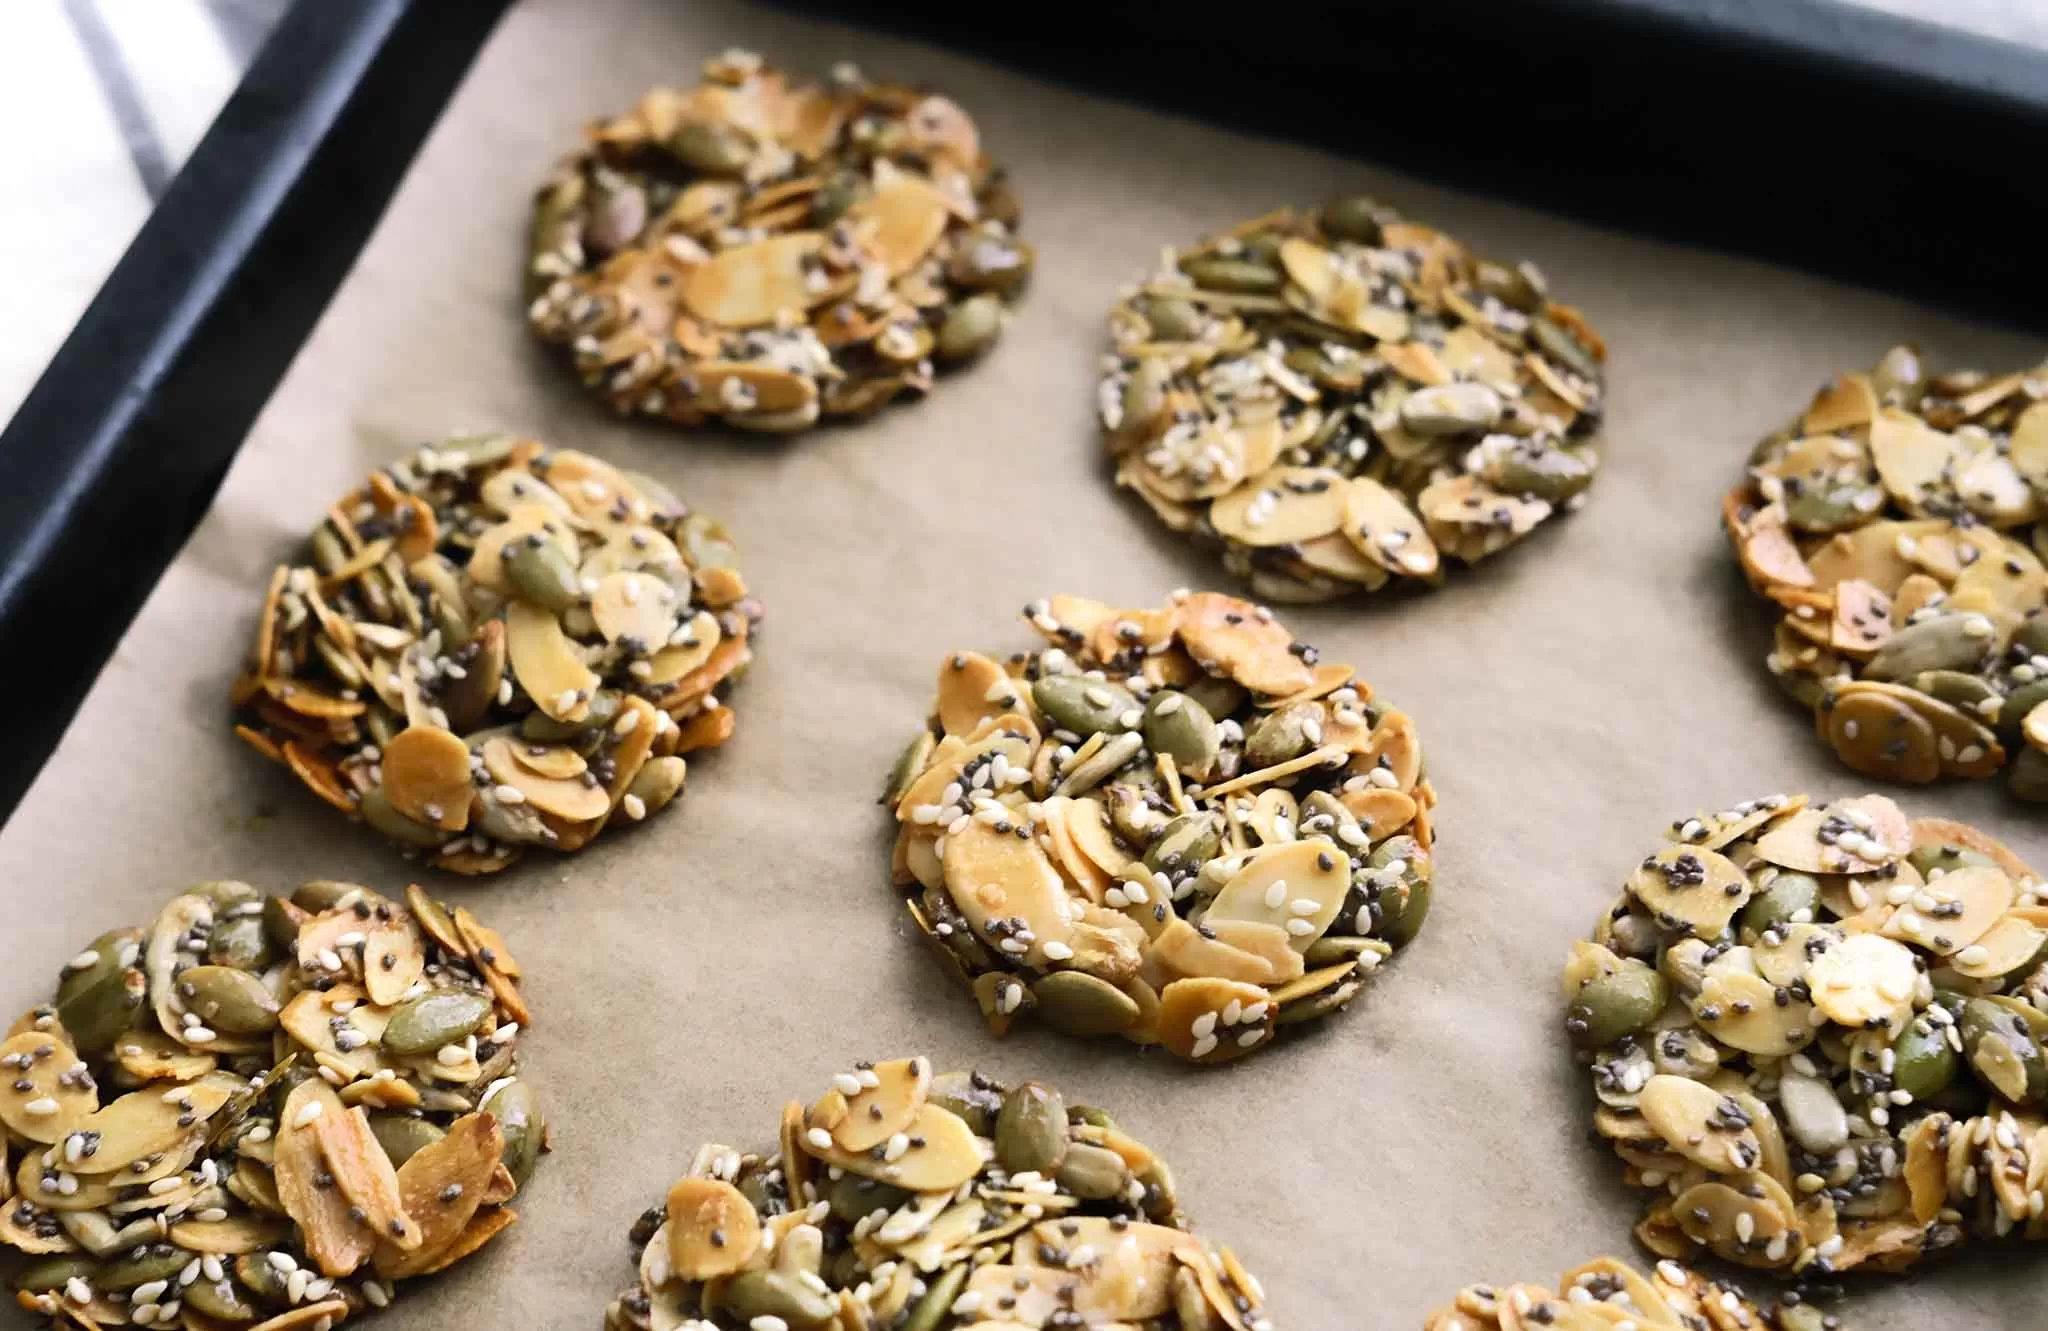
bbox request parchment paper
[3,1,2044,1326]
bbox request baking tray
[0,2,2044,1328]
[6,0,2048,821]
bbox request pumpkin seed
[1731,347,2048,800]
[178,966,280,1035]
[1106,202,1605,600]
[1032,673,1138,738]
[380,990,492,1058]
[1570,791,2048,1274]
[889,592,1438,1062]
[605,1059,1274,1329]
[233,438,759,870]
[994,1082,1068,1175]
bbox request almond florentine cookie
[1566,792,2047,1276]
[1424,1255,1836,1331]
[604,1057,1273,1330]
[529,51,1029,433]
[1100,199,1606,602]
[1724,347,2048,800]
[883,590,1436,1064]
[5,880,543,1328]
[233,436,758,874]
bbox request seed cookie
[232,436,758,874]
[1424,1255,1837,1331]
[882,590,1437,1064]
[1565,792,2048,1276]
[602,1057,1275,1330]
[1724,347,2048,800]
[529,51,1029,432]
[1099,199,1606,602]
[4,879,543,1327]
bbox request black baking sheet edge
[0,0,510,823]
[803,0,2048,323]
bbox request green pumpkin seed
[358,786,442,847]
[1567,964,1669,1049]
[1911,669,2002,715]
[947,233,1033,296]
[522,688,620,742]
[721,1269,838,1328]
[1053,1141,1131,1200]
[1474,257,1543,312]
[1906,844,1996,879]
[934,294,1003,364]
[291,880,369,913]
[1030,971,1141,1037]
[369,1112,448,1169]
[1118,356,1174,433]
[1136,1155,1177,1221]
[994,1082,1068,1175]
[1530,315,1600,382]
[480,1079,545,1188]
[926,1070,1004,1136]
[1999,679,2048,735]
[382,989,493,1057]
[823,1172,909,1223]
[1141,689,1220,780]
[2015,615,2048,659]
[1739,870,1820,937]
[669,122,753,174]
[97,1244,190,1290]
[1365,835,1431,948]
[1482,440,1597,504]
[1135,294,1203,341]
[1321,195,1386,244]
[900,1262,969,1331]
[1400,382,1503,436]
[179,965,280,1035]
[205,914,272,971]
[1960,996,2047,1104]
[1890,1014,1958,1102]
[12,1255,100,1294]
[504,536,582,613]
[1031,674,1136,738]
[1243,701,1319,770]
[1180,674,1247,720]
[182,1273,262,1321]
[1864,615,1990,681]
[55,938,146,1055]
[235,1253,289,1302]
[1179,255,1282,294]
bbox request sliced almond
[505,599,599,723]
[273,1080,375,1276]
[591,571,681,648]
[940,819,1075,967]
[0,1031,97,1143]
[1175,592,1314,697]
[936,651,1020,737]
[664,1177,761,1280]
[375,1112,503,1279]
[315,1101,420,1252]
[1636,1075,1760,1175]
[1209,467,1347,547]
[380,725,473,832]
[1804,933,1918,1030]
[1202,839,1349,951]
[483,736,609,822]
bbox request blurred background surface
[0,0,2038,425]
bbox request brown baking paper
[2,0,2044,1326]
